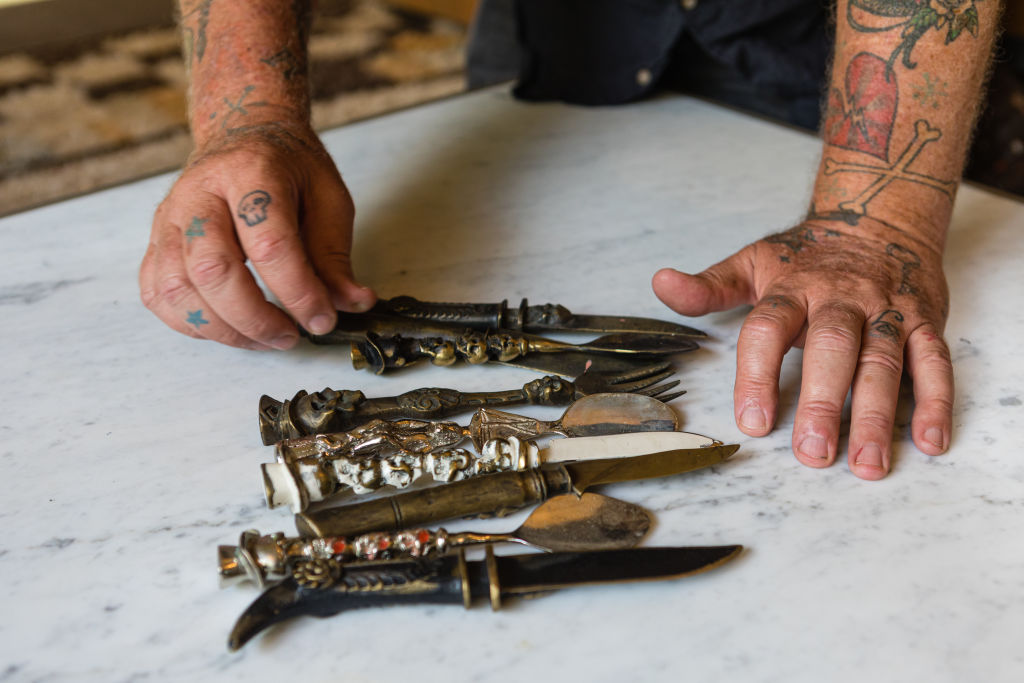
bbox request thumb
[651,250,755,316]
[305,183,377,314]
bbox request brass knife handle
[377,296,573,332]
[294,466,573,538]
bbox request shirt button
[636,68,652,87]
[681,0,698,9]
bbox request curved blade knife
[228,544,742,651]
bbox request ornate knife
[294,443,739,537]
[263,432,719,511]
[372,295,708,338]
[228,545,741,650]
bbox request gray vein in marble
[0,277,93,305]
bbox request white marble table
[1,88,1022,682]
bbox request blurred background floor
[0,0,468,216]
[0,0,1022,217]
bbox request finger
[229,183,338,335]
[791,301,863,468]
[848,309,906,480]
[303,180,376,313]
[734,292,807,437]
[179,196,300,350]
[651,248,756,317]
[905,324,954,455]
[140,218,267,349]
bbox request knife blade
[262,431,720,512]
[228,544,742,650]
[373,296,708,339]
[294,443,739,537]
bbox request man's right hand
[139,124,376,350]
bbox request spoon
[220,493,651,588]
[468,391,682,449]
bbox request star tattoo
[187,310,210,329]
[185,216,208,242]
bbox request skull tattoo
[237,190,272,226]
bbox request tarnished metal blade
[566,443,739,490]
[495,545,743,594]
[542,431,717,464]
[583,333,699,355]
[546,314,707,339]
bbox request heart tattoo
[824,52,899,161]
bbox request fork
[258,362,684,444]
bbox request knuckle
[808,322,860,353]
[741,313,788,343]
[920,395,954,416]
[854,409,893,434]
[246,231,293,265]
[188,254,235,289]
[859,349,903,377]
[153,273,193,307]
[278,287,321,313]
[798,398,844,421]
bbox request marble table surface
[1,87,1022,682]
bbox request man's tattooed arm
[177,0,312,147]
[141,0,376,352]
[817,0,1002,239]
[652,1,1001,480]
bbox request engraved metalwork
[295,444,741,538]
[219,493,652,587]
[372,295,708,338]
[258,362,680,444]
[263,436,540,510]
[352,329,693,374]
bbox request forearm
[178,0,313,148]
[814,0,1002,247]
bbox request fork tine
[654,389,687,403]
[637,379,682,397]
[604,361,673,384]
[611,368,675,392]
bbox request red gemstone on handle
[331,539,347,554]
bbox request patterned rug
[0,0,467,217]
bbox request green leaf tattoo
[848,0,985,70]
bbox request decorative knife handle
[219,528,452,587]
[377,296,571,332]
[263,437,542,511]
[353,330,537,374]
[276,418,470,464]
[295,465,574,538]
[468,408,562,450]
[258,377,576,444]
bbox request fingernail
[308,314,335,335]
[739,404,766,432]
[797,434,828,461]
[924,427,945,450]
[271,333,298,350]
[351,295,372,313]
[854,443,886,470]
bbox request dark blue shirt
[510,0,831,129]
